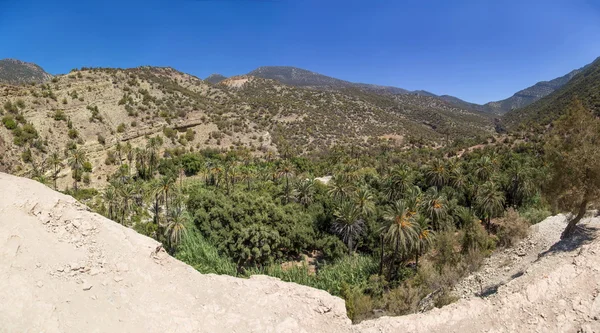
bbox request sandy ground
[1,172,600,332]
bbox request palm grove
[19,98,600,322]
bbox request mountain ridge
[0,59,53,85]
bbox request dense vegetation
[48,130,555,322]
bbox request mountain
[204,73,227,84]
[0,59,53,85]
[248,66,356,89]
[0,64,493,182]
[438,95,488,113]
[248,66,437,97]
[484,67,587,114]
[504,57,600,127]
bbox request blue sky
[1,0,599,104]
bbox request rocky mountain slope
[504,57,600,127]
[0,59,53,85]
[0,65,493,186]
[2,172,600,332]
[246,62,594,116]
[484,66,588,114]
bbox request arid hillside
[1,172,599,333]
[0,65,494,189]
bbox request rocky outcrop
[0,173,350,333]
[1,172,599,332]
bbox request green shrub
[68,128,79,139]
[117,123,126,133]
[2,115,16,130]
[519,206,551,225]
[3,101,17,113]
[53,110,67,121]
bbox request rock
[36,281,43,288]
[590,295,600,320]
[83,283,93,291]
[114,276,123,282]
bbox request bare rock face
[1,171,600,333]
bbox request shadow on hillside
[538,225,598,259]
[476,270,525,298]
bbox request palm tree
[424,158,448,188]
[68,148,87,191]
[102,185,118,220]
[505,160,536,208]
[159,175,175,216]
[414,215,435,268]
[383,200,418,269]
[147,137,161,177]
[354,186,375,218]
[328,174,354,202]
[164,206,190,252]
[294,178,315,208]
[239,165,255,191]
[118,183,136,225]
[457,207,483,253]
[47,151,62,190]
[474,156,495,182]
[422,187,450,230]
[278,159,294,203]
[125,142,134,177]
[476,181,505,232]
[332,201,365,255]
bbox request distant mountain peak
[0,59,53,85]
[205,73,227,84]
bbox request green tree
[47,151,62,190]
[278,159,295,203]
[354,186,375,218]
[413,214,435,268]
[164,204,190,251]
[68,148,88,191]
[424,158,449,188]
[332,201,365,255]
[383,200,417,271]
[475,181,505,232]
[294,178,315,208]
[545,99,600,238]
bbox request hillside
[0,64,493,186]
[249,66,435,96]
[485,66,586,114]
[1,172,599,332]
[246,63,595,116]
[0,59,53,85]
[504,57,600,127]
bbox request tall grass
[246,255,378,296]
[175,231,237,275]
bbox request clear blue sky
[1,0,599,104]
